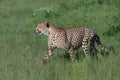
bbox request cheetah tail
[94,34,114,53]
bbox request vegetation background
[0,0,120,80]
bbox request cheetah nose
[35,29,37,32]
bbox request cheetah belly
[66,29,85,50]
[71,36,83,50]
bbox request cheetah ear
[45,21,50,28]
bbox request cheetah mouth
[37,31,42,35]
[35,29,42,35]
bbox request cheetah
[35,21,113,64]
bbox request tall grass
[0,0,120,80]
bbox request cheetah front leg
[42,48,53,64]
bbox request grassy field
[0,0,120,80]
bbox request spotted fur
[35,21,113,64]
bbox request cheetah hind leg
[82,38,90,57]
[68,48,75,61]
[90,38,100,57]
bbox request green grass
[0,0,120,80]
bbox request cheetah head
[35,21,50,36]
